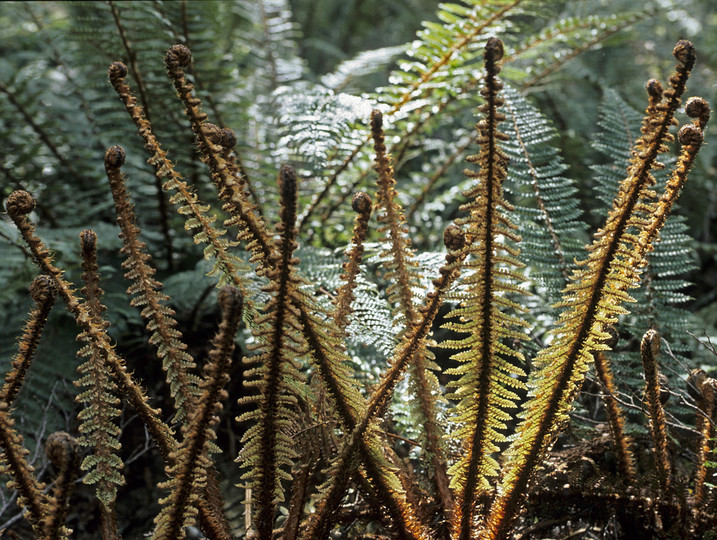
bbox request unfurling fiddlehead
[41,432,80,540]
[440,38,528,539]
[0,275,57,407]
[481,40,703,540]
[75,229,124,538]
[104,145,201,426]
[371,108,452,521]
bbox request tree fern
[0,1,714,537]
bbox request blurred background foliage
[0,0,716,535]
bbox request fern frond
[640,329,671,493]
[689,369,717,512]
[154,286,242,540]
[481,41,703,540]
[41,432,80,540]
[6,190,229,537]
[107,62,249,297]
[333,192,372,333]
[0,275,57,407]
[512,12,646,90]
[74,229,124,524]
[164,45,273,276]
[0,401,46,535]
[371,108,453,518]
[437,38,528,539]
[238,165,306,538]
[501,84,586,303]
[305,225,466,539]
[105,145,201,425]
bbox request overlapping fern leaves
[0,1,714,538]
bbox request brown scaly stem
[593,350,637,482]
[164,45,272,275]
[0,401,46,535]
[76,228,123,538]
[371,109,453,522]
[164,45,423,536]
[480,41,702,540]
[105,145,201,426]
[689,369,717,512]
[40,432,80,540]
[304,226,467,540]
[641,330,672,494]
[0,275,57,407]
[333,192,372,333]
[5,190,227,539]
[108,62,244,300]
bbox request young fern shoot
[481,40,707,540]
[440,37,528,539]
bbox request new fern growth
[0,10,715,538]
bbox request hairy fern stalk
[0,2,715,538]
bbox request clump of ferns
[0,35,715,540]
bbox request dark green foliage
[0,1,716,538]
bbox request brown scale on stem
[164,44,272,275]
[641,330,672,494]
[371,107,454,523]
[108,61,248,305]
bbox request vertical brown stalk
[0,275,57,407]
[41,432,80,540]
[689,369,716,512]
[641,329,671,493]
[154,287,242,540]
[333,192,372,333]
[593,348,637,482]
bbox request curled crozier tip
[80,229,97,254]
[108,61,128,82]
[673,39,696,70]
[166,44,192,68]
[484,37,504,64]
[678,124,703,147]
[5,190,36,218]
[351,192,372,215]
[370,109,383,131]
[279,164,298,208]
[202,123,223,145]
[685,97,710,125]
[30,275,58,304]
[218,286,243,319]
[443,224,466,251]
[45,431,79,470]
[104,145,126,169]
[641,328,661,359]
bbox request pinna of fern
[161,40,432,538]
[481,40,709,540]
